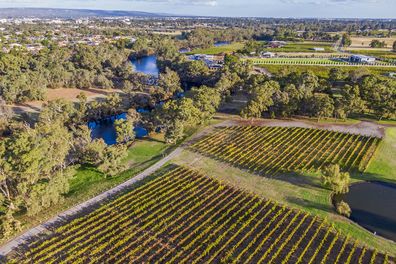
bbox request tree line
[239,67,395,121]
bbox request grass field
[258,64,396,78]
[190,126,380,176]
[365,127,396,183]
[8,166,393,263]
[264,42,334,53]
[348,49,396,60]
[187,42,244,55]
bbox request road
[0,147,183,257]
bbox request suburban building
[268,41,287,48]
[349,54,376,64]
[188,54,224,70]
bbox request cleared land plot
[190,126,380,177]
[8,166,393,264]
[349,37,396,49]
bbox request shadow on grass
[351,171,396,184]
[188,147,324,190]
[285,196,333,214]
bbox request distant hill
[0,8,167,18]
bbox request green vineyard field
[9,166,393,263]
[190,126,381,176]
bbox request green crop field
[257,64,396,78]
[264,42,334,53]
[187,42,244,55]
[8,166,393,263]
[249,58,348,65]
[348,50,396,60]
[190,126,380,177]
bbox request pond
[214,41,231,47]
[341,181,396,242]
[131,55,159,77]
[89,113,148,145]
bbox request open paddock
[350,36,396,49]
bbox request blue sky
[0,0,394,18]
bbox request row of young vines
[9,166,393,263]
[190,126,381,176]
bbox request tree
[307,93,334,120]
[393,40,396,51]
[360,76,396,120]
[39,99,77,125]
[348,68,370,83]
[329,68,347,84]
[336,200,351,217]
[370,39,386,48]
[0,210,22,239]
[189,86,221,120]
[97,145,128,177]
[341,33,352,47]
[155,68,182,101]
[338,84,366,117]
[164,119,185,145]
[114,118,135,144]
[81,139,107,165]
[25,169,73,216]
[215,70,241,96]
[156,98,201,144]
[241,81,279,118]
[0,120,72,219]
[321,164,350,194]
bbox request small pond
[214,41,231,47]
[341,181,396,242]
[131,55,159,77]
[89,113,148,145]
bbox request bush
[321,164,350,194]
[336,200,351,217]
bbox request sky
[0,0,394,18]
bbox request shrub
[336,201,351,217]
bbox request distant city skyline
[0,0,394,18]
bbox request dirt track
[219,118,387,138]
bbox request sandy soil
[219,118,386,138]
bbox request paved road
[0,147,183,257]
